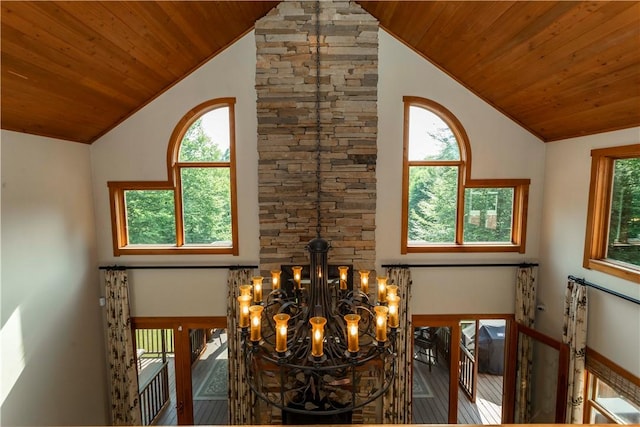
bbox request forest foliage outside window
[401,96,529,253]
[108,98,238,255]
[584,144,640,282]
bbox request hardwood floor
[138,331,228,425]
[413,354,504,424]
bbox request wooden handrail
[459,343,476,402]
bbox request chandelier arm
[247,346,397,416]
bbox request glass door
[190,328,229,425]
[457,319,506,424]
[413,325,452,423]
[134,327,176,425]
[512,323,569,423]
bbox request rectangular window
[408,165,458,244]
[463,187,513,243]
[584,144,640,282]
[607,158,640,268]
[181,167,231,246]
[125,190,176,245]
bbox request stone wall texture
[256,0,379,278]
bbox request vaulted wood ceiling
[2,1,639,144]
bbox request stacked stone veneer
[256,0,379,277]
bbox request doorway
[412,315,512,424]
[132,317,227,425]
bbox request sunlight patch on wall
[1,306,25,405]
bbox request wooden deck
[413,355,504,424]
[138,331,228,425]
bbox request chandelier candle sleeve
[386,284,398,299]
[273,313,290,353]
[249,305,264,342]
[344,314,361,353]
[310,316,327,357]
[377,276,388,303]
[374,306,389,342]
[359,270,370,294]
[387,295,400,328]
[252,276,263,303]
[292,266,303,289]
[338,266,349,290]
[271,270,281,290]
[237,295,252,328]
[239,284,252,297]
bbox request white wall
[377,31,547,314]
[90,32,260,317]
[1,131,108,425]
[537,127,640,377]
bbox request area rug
[412,367,434,398]
[194,359,228,400]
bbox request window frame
[108,98,239,256]
[583,347,640,424]
[583,144,640,283]
[401,96,529,254]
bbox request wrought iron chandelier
[236,0,397,421]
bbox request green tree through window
[607,157,640,267]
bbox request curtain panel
[563,279,588,423]
[514,266,536,423]
[383,267,413,424]
[104,269,142,426]
[226,268,254,424]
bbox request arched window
[401,96,529,253]
[108,98,238,255]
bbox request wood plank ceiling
[1,1,639,144]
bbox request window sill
[584,259,640,284]
[114,245,237,256]
[405,243,524,254]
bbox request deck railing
[459,343,477,402]
[139,361,170,425]
[190,329,206,364]
[136,329,174,357]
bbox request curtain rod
[381,262,539,268]
[99,264,258,271]
[568,275,640,305]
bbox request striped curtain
[104,269,141,425]
[383,267,413,424]
[226,268,254,424]
[514,266,536,423]
[563,278,588,423]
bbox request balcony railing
[139,361,170,426]
[135,329,174,358]
[459,343,476,402]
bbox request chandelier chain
[314,0,321,238]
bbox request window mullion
[175,165,185,247]
[455,165,465,245]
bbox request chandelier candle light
[359,270,370,294]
